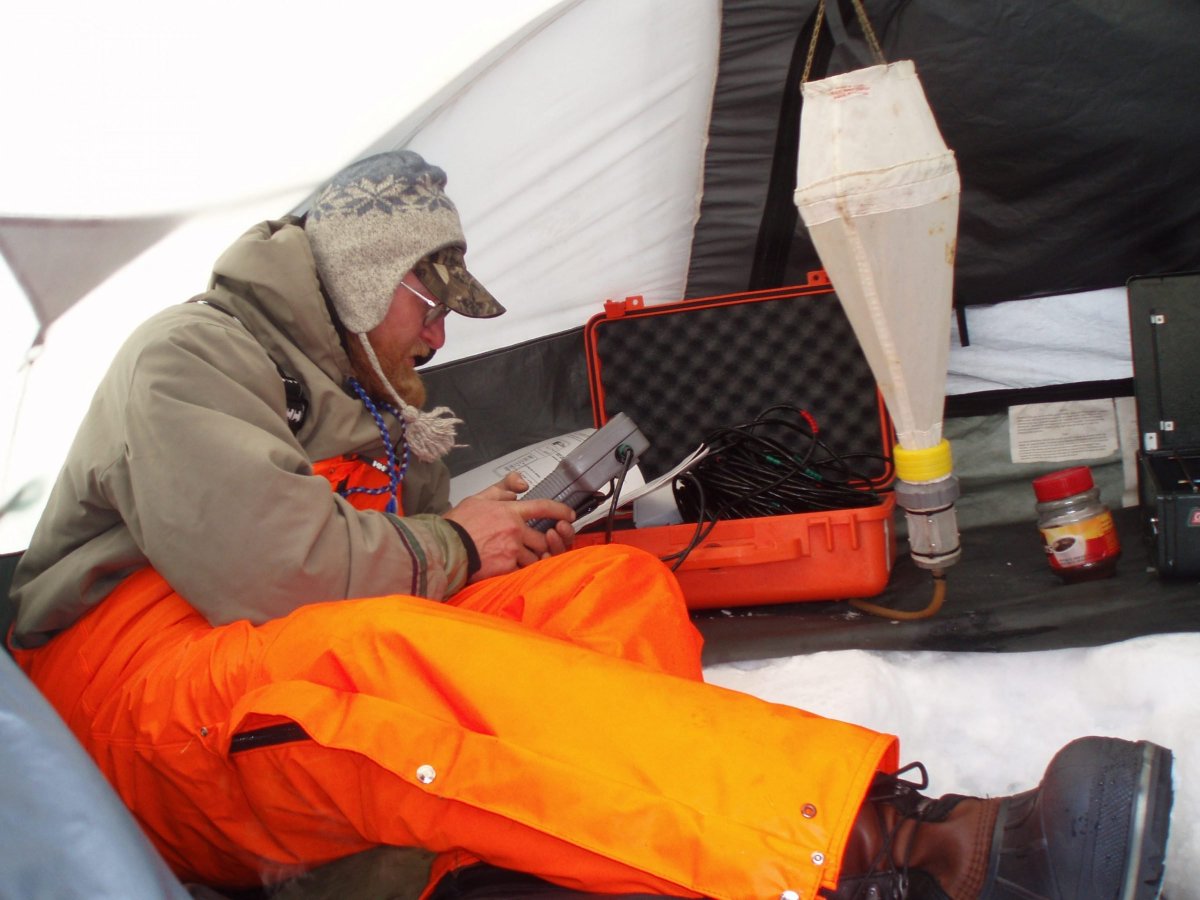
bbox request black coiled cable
[673,404,889,524]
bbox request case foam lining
[590,290,889,480]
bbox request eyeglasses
[401,281,451,327]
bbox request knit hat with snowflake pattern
[306,150,504,461]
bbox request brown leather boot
[824,736,1174,900]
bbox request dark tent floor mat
[694,505,1200,665]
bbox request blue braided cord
[346,378,410,514]
[377,400,412,485]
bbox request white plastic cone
[795,60,959,450]
[794,59,962,568]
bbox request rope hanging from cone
[802,0,887,85]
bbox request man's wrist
[443,518,482,577]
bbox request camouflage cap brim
[412,247,505,319]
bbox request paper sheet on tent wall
[0,215,182,343]
[793,60,959,451]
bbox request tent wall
[424,329,593,476]
[430,0,1200,482]
[8,0,1198,537]
[417,0,722,474]
[688,0,1200,307]
[397,0,720,366]
[422,0,1191,540]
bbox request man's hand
[444,472,576,582]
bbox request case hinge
[604,295,645,318]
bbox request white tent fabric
[2,2,580,218]
[0,214,183,340]
[2,0,718,360]
[947,288,1133,394]
[0,0,720,549]
[394,0,719,363]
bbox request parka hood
[208,218,353,393]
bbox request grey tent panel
[425,328,594,477]
[0,649,194,900]
[0,215,181,341]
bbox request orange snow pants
[16,544,897,900]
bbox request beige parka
[11,218,470,647]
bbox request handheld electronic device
[523,412,650,532]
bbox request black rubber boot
[825,735,1174,899]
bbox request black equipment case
[573,271,897,609]
[1128,271,1200,577]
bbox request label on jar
[1039,512,1120,571]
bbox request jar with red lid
[1032,466,1121,582]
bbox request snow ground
[707,631,1198,896]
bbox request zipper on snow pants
[228,722,310,754]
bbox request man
[8,150,1174,900]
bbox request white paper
[1008,399,1120,463]
[450,431,708,533]
[573,444,709,531]
[448,429,597,505]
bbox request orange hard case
[573,273,897,609]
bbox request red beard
[347,334,429,409]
